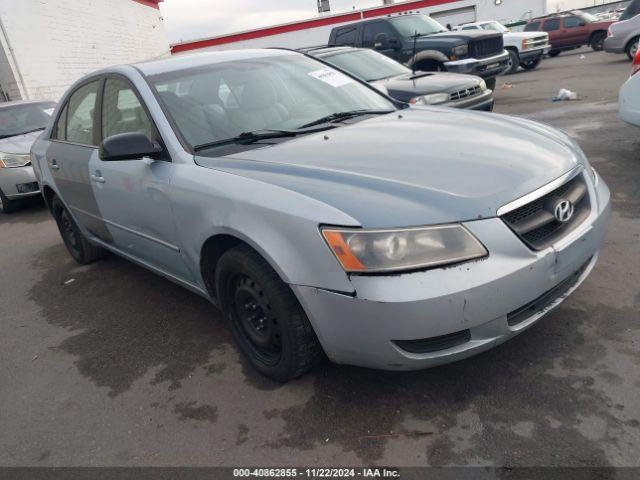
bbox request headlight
[479,79,487,91]
[321,225,488,273]
[410,93,450,105]
[450,44,468,60]
[0,152,31,168]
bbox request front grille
[470,36,504,59]
[393,329,471,354]
[524,36,549,50]
[507,257,592,327]
[501,173,591,250]
[449,85,482,101]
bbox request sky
[160,0,382,43]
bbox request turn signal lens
[321,225,487,273]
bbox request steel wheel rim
[60,209,79,250]
[230,274,282,365]
[632,41,639,58]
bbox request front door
[89,76,192,281]
[363,21,401,61]
[562,16,590,46]
[49,79,112,241]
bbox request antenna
[411,30,418,74]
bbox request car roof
[134,48,299,77]
[0,99,56,109]
[530,10,582,21]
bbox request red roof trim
[171,0,458,54]
[132,0,162,9]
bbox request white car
[457,21,551,74]
[620,48,640,126]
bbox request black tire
[548,50,561,57]
[0,188,19,214]
[415,60,445,72]
[51,196,105,264]
[590,31,606,51]
[505,49,520,74]
[626,37,639,60]
[485,77,497,91]
[520,57,542,70]
[215,244,323,382]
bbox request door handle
[50,159,60,170]
[91,173,106,184]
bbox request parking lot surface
[1,48,639,467]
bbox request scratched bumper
[292,174,610,370]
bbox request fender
[406,49,450,69]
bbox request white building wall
[0,0,170,101]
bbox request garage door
[431,6,476,28]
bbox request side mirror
[579,21,586,26]
[374,33,389,50]
[389,37,400,49]
[99,132,162,161]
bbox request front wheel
[0,189,19,214]
[51,196,105,264]
[590,32,606,51]
[627,37,639,60]
[505,49,520,75]
[520,57,542,70]
[215,245,324,382]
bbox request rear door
[542,18,563,47]
[362,21,401,60]
[48,78,111,241]
[89,75,191,280]
[562,15,590,45]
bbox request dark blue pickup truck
[329,14,509,89]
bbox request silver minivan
[605,0,640,59]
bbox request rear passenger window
[543,19,561,32]
[564,16,582,28]
[333,26,358,46]
[524,21,540,32]
[66,81,99,145]
[102,78,153,140]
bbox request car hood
[371,72,481,101]
[195,109,582,228]
[0,130,41,154]
[419,30,502,42]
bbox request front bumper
[0,165,40,199]
[520,46,551,61]
[604,36,625,53]
[444,50,510,79]
[293,171,611,370]
[446,89,494,111]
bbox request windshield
[481,21,509,32]
[390,15,448,38]
[0,102,56,139]
[150,54,395,150]
[575,11,599,22]
[323,49,411,82]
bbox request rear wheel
[0,189,19,214]
[590,31,607,51]
[627,37,639,60]
[520,57,542,70]
[51,196,105,264]
[505,49,520,74]
[548,50,561,57]
[215,244,323,382]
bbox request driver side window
[65,80,99,146]
[102,78,154,140]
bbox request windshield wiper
[299,110,394,129]
[0,127,46,139]
[193,129,301,152]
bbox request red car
[524,11,615,56]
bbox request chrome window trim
[496,166,584,217]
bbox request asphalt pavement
[1,47,639,468]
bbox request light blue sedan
[32,49,610,381]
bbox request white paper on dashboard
[308,69,354,88]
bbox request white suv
[457,21,551,74]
